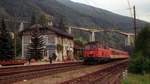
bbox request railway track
[0,62,81,76]
[61,60,128,84]
[0,60,128,84]
[0,62,84,84]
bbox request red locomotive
[83,41,128,64]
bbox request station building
[20,24,74,62]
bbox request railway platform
[0,60,80,68]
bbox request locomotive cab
[83,41,129,64]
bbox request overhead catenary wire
[126,0,133,17]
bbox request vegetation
[15,37,22,57]
[122,73,150,84]
[0,0,146,51]
[57,17,68,32]
[57,44,63,53]
[128,26,150,74]
[38,14,49,26]
[0,18,14,61]
[30,14,36,26]
[0,0,146,30]
[52,53,57,61]
[74,36,88,45]
[57,44,64,61]
[27,28,45,63]
[74,39,85,47]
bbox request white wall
[22,32,74,62]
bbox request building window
[48,35,55,44]
[24,36,31,44]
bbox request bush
[144,58,150,73]
[52,53,57,60]
[57,44,63,52]
[129,26,150,74]
[128,52,144,74]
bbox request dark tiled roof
[47,25,73,39]
[20,24,73,39]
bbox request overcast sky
[71,0,150,22]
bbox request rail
[62,60,128,84]
[0,62,82,84]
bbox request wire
[126,0,133,17]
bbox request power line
[126,0,133,17]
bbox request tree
[27,28,45,63]
[74,39,84,47]
[74,35,88,45]
[30,14,36,26]
[58,17,68,32]
[129,25,150,74]
[57,44,63,53]
[0,18,14,61]
[38,14,49,26]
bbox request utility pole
[133,6,137,41]
[14,32,17,60]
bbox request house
[20,24,74,62]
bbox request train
[82,41,128,64]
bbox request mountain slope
[0,0,147,31]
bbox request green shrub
[129,26,150,74]
[129,52,144,74]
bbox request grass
[122,73,150,84]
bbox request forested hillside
[0,0,147,31]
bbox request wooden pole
[133,6,137,41]
[14,32,17,60]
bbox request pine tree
[0,18,14,61]
[27,28,45,63]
